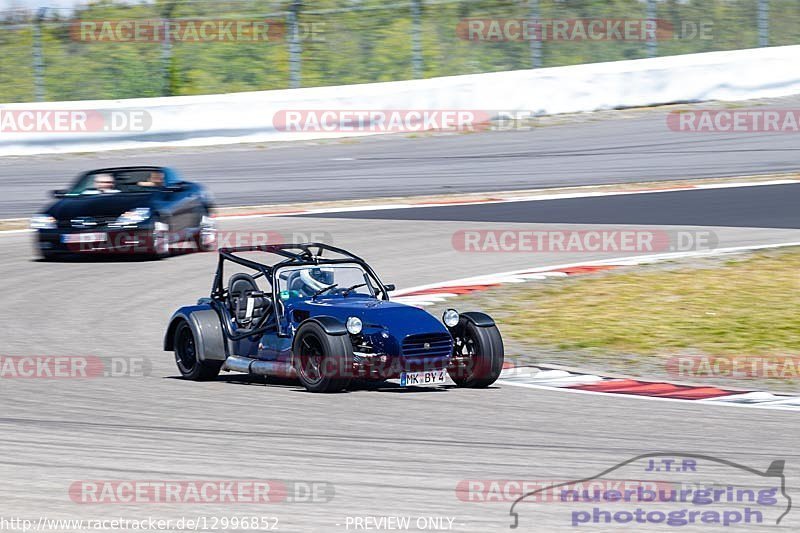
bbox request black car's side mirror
[51,189,67,198]
[383,283,396,292]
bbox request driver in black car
[137,170,165,188]
[85,173,119,194]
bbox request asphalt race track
[301,183,800,229]
[0,201,799,532]
[2,96,800,219]
[1,102,800,531]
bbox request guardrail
[1,45,799,157]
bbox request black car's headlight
[30,214,56,230]
[112,207,151,226]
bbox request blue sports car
[164,243,504,392]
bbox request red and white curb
[499,365,800,411]
[390,241,800,307]
[389,244,800,411]
[391,265,615,307]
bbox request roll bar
[210,243,391,338]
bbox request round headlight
[346,316,363,335]
[443,309,460,328]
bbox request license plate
[62,232,106,244]
[400,369,448,387]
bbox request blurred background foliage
[1,0,799,103]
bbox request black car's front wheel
[292,321,352,393]
[194,215,217,252]
[150,220,171,260]
[448,317,504,388]
[174,321,222,381]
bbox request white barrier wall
[1,45,800,156]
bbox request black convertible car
[31,166,216,260]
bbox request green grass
[480,249,800,357]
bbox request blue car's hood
[289,297,448,338]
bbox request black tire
[448,317,504,388]
[194,214,217,252]
[174,321,222,381]
[292,321,352,393]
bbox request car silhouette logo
[509,452,792,529]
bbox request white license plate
[400,369,448,387]
[62,232,106,244]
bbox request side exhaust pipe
[223,355,295,378]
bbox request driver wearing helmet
[299,267,335,295]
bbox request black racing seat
[227,273,273,328]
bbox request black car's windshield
[67,169,166,195]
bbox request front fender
[164,305,228,361]
[300,315,348,336]
[459,311,496,328]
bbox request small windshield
[67,169,167,195]
[277,264,375,300]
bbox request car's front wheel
[150,220,170,260]
[448,317,504,388]
[174,321,222,381]
[292,321,352,393]
[194,215,217,252]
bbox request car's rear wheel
[292,321,352,393]
[174,321,222,381]
[448,317,504,388]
